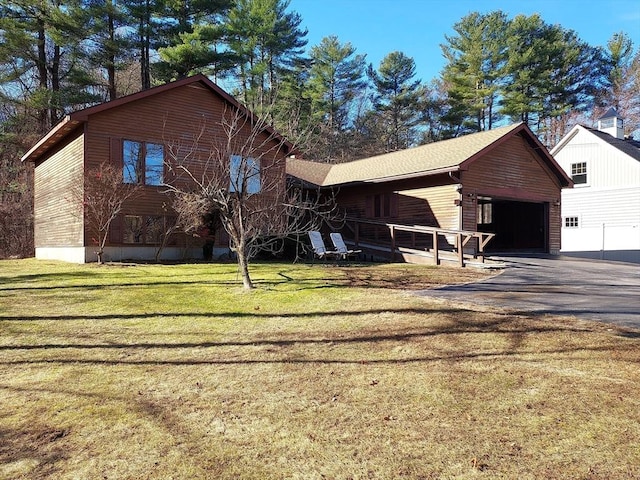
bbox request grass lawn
[1,258,639,479]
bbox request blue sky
[289,0,640,82]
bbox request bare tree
[163,107,339,290]
[71,161,140,264]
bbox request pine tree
[440,11,507,133]
[305,35,367,161]
[368,51,423,152]
[227,0,307,114]
[84,0,138,100]
[0,0,96,131]
[595,32,640,136]
[154,0,235,82]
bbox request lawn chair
[330,232,362,260]
[308,231,339,262]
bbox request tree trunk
[37,18,49,131]
[236,243,254,290]
[108,5,117,100]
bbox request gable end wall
[461,135,563,252]
[82,82,287,250]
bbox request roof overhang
[343,165,461,186]
[21,116,83,162]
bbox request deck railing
[344,217,495,267]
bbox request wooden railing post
[390,225,396,262]
[432,231,439,265]
[342,217,494,266]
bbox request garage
[477,198,548,252]
[288,123,573,258]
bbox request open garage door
[477,198,548,252]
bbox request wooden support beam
[390,225,396,262]
[432,231,439,265]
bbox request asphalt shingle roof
[584,126,640,163]
[287,123,525,187]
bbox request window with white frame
[123,140,164,185]
[564,216,579,228]
[570,162,587,185]
[229,154,261,194]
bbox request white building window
[564,216,579,228]
[570,162,587,185]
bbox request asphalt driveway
[417,255,640,329]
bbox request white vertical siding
[554,127,640,188]
[555,126,640,261]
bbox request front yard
[1,259,639,479]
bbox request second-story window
[229,154,261,194]
[570,162,587,185]
[123,140,164,186]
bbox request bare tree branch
[163,106,341,290]
[69,161,140,264]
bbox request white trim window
[570,162,587,185]
[564,216,579,228]
[229,154,261,194]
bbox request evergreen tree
[155,0,235,82]
[0,0,96,131]
[440,11,508,132]
[501,14,596,142]
[595,32,640,136]
[84,0,137,100]
[227,0,307,114]
[124,0,161,90]
[418,79,452,143]
[368,51,423,152]
[305,35,367,161]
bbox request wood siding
[34,130,84,247]
[461,134,563,253]
[82,82,287,248]
[399,184,459,229]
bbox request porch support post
[432,231,439,265]
[390,225,396,262]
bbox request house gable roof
[288,122,571,187]
[551,124,640,164]
[22,74,292,162]
[584,126,640,163]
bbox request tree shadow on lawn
[0,276,356,293]
[2,309,636,361]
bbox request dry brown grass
[1,259,639,479]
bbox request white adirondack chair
[330,232,362,260]
[308,231,338,261]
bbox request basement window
[123,215,144,243]
[570,162,587,185]
[564,216,579,228]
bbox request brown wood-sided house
[21,74,293,263]
[287,123,572,258]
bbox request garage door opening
[477,198,548,252]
